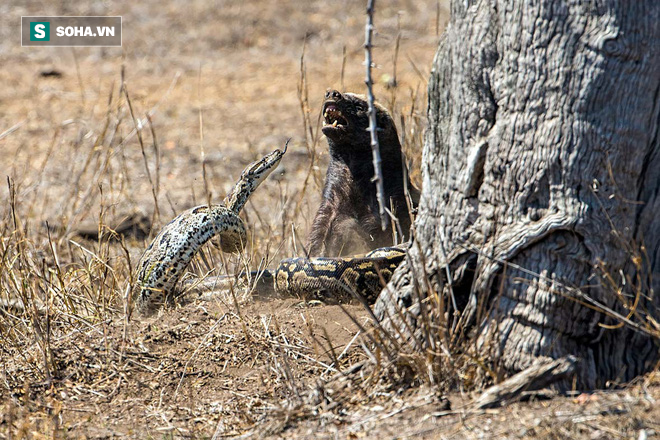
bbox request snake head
[241,142,287,183]
[224,141,288,213]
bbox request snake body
[134,144,408,316]
[134,146,286,315]
[274,245,406,304]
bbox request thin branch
[364,0,388,230]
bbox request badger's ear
[376,108,397,135]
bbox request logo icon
[30,22,50,41]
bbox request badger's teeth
[332,120,338,127]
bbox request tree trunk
[375,0,660,390]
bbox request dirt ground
[1,0,658,439]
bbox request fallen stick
[472,355,578,409]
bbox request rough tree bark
[375,0,660,390]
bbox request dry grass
[1,0,658,438]
[1,0,441,437]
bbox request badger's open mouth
[322,103,348,129]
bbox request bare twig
[121,72,160,226]
[71,48,86,109]
[198,63,212,208]
[0,120,25,141]
[364,0,388,230]
[340,45,347,91]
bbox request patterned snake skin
[273,245,406,304]
[134,146,286,315]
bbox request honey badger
[308,90,419,257]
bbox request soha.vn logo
[23,17,121,47]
